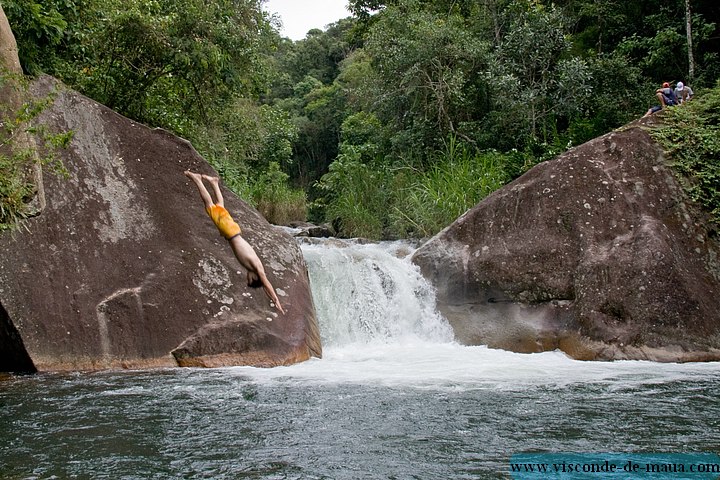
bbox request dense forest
[3,0,719,239]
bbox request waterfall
[231,237,719,388]
[300,239,454,348]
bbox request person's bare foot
[184,170,202,180]
[203,175,220,185]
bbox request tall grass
[394,138,509,238]
[317,136,510,239]
[249,162,307,226]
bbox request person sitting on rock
[644,82,677,117]
[674,81,694,104]
[185,170,285,314]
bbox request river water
[1,240,719,479]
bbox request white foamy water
[231,342,720,389]
[229,239,720,389]
[302,239,454,347]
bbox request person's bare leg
[185,171,214,209]
[656,92,666,107]
[203,175,224,208]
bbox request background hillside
[3,0,719,238]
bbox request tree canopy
[4,0,719,238]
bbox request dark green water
[2,354,719,479]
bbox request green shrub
[315,155,383,238]
[0,75,70,230]
[0,150,34,230]
[326,193,384,239]
[316,136,510,240]
[250,162,306,225]
[650,81,720,236]
[393,137,509,238]
[314,146,392,239]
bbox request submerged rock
[412,122,720,362]
[0,76,322,372]
[287,221,335,238]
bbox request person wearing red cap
[644,82,677,117]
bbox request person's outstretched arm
[259,272,285,315]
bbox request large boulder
[0,76,322,372]
[412,122,720,362]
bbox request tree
[487,1,583,147]
[2,0,70,75]
[359,0,491,162]
[85,0,273,130]
[5,0,276,133]
[686,0,695,80]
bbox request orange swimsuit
[206,204,241,239]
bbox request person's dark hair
[248,277,262,288]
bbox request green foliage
[6,0,275,132]
[650,82,720,235]
[310,110,394,238]
[0,76,71,230]
[315,135,509,239]
[2,0,68,75]
[85,0,271,130]
[8,0,720,239]
[314,146,391,239]
[272,19,354,85]
[614,8,717,85]
[359,1,491,160]
[579,52,648,141]
[337,111,386,164]
[567,0,627,55]
[277,76,346,188]
[258,105,298,169]
[393,137,509,237]
[0,150,34,230]
[184,98,298,208]
[486,2,581,149]
[250,162,307,225]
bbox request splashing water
[300,239,454,348]
[241,238,720,390]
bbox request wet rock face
[0,76,321,371]
[413,123,720,362]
